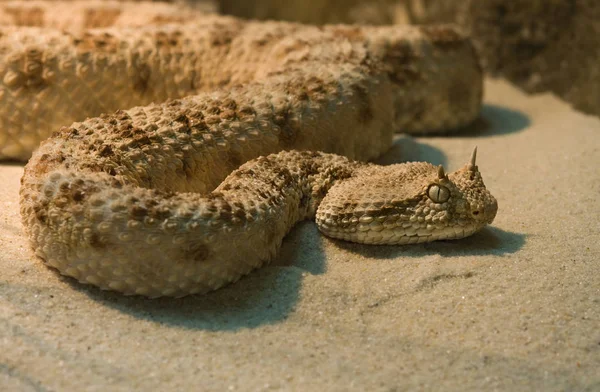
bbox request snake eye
[428,184,450,203]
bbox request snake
[5,2,498,297]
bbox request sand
[0,79,598,391]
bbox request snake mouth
[421,225,482,242]
[379,225,483,245]
[320,223,486,245]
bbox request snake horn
[469,146,477,170]
[437,165,446,179]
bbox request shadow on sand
[66,225,524,331]
[376,136,448,166]
[453,104,531,137]
[330,226,526,260]
[375,103,530,166]
[64,224,327,331]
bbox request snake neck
[213,150,368,223]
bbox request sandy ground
[0,79,598,391]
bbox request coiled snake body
[3,3,498,297]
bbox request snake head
[316,147,498,245]
[444,147,498,230]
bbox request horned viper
[7,3,497,297]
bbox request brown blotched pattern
[0,0,213,31]
[14,5,488,297]
[1,7,481,160]
[22,147,497,298]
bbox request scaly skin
[21,148,497,298]
[0,0,213,31]
[1,11,481,160]
[15,8,491,297]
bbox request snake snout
[471,197,498,225]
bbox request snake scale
[2,2,498,297]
